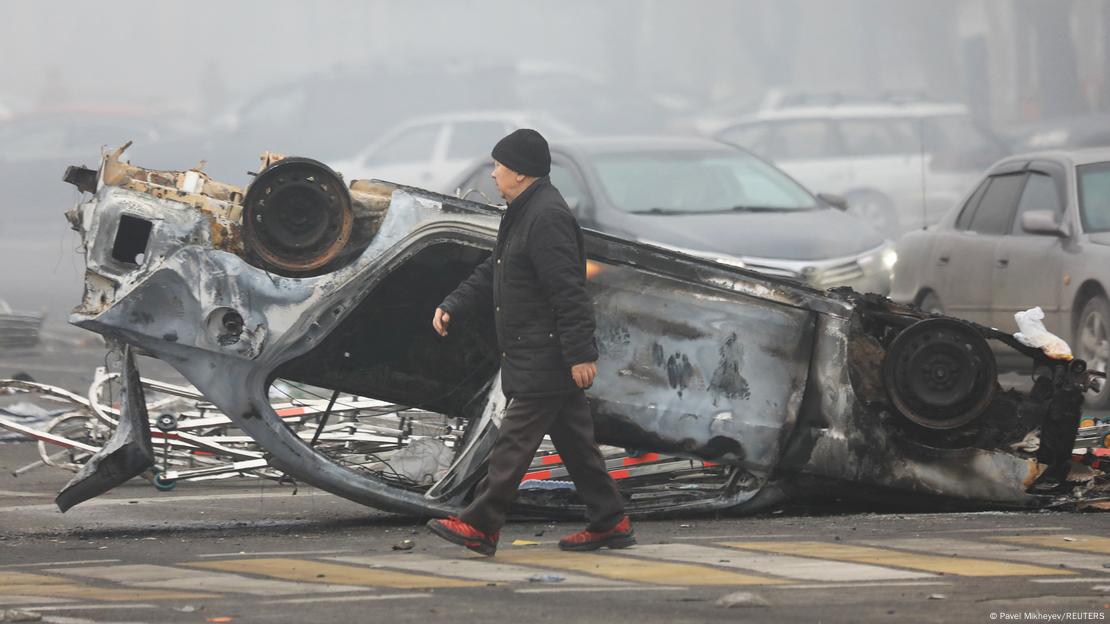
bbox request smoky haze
[1,0,1107,331]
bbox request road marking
[0,490,53,498]
[1031,578,1110,584]
[671,534,806,541]
[196,549,352,558]
[860,537,1110,574]
[994,535,1110,555]
[611,543,933,582]
[0,572,215,601]
[48,563,367,596]
[0,491,300,512]
[330,554,632,586]
[721,541,1073,577]
[265,593,431,605]
[24,603,159,611]
[0,559,121,569]
[0,596,73,606]
[933,527,1068,534]
[494,550,783,586]
[772,581,953,590]
[514,586,685,594]
[190,558,482,589]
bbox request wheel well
[274,241,498,416]
[1072,280,1107,338]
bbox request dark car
[891,148,1110,407]
[446,136,896,294]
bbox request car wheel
[918,291,944,315]
[845,190,900,236]
[1075,295,1110,409]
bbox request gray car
[448,136,897,295]
[891,148,1110,407]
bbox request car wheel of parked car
[917,291,944,315]
[1075,295,1110,409]
[846,190,899,236]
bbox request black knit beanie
[491,129,551,177]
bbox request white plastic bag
[1013,307,1073,360]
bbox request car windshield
[1078,162,1110,232]
[590,149,819,214]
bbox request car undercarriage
[38,144,1108,517]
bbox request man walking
[427,129,633,556]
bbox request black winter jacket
[439,177,598,398]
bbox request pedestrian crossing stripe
[328,554,633,586]
[46,563,367,596]
[858,537,1110,574]
[0,572,216,601]
[189,558,483,589]
[992,535,1110,556]
[720,541,1074,577]
[608,543,934,582]
[493,550,784,585]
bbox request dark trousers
[459,390,625,535]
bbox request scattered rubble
[0,609,41,623]
[715,591,770,608]
[526,574,565,583]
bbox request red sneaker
[558,516,636,551]
[427,516,499,556]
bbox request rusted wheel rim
[882,318,997,430]
[243,157,353,275]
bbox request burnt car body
[52,144,1104,517]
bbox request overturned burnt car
[52,144,1106,516]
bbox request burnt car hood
[623,207,886,260]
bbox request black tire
[1075,295,1110,410]
[918,291,944,315]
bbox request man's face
[491,160,523,201]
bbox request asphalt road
[1,442,1107,624]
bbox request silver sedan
[892,148,1110,408]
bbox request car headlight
[881,246,898,270]
[857,243,897,273]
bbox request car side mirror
[1020,210,1069,237]
[817,192,849,211]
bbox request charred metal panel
[587,260,815,477]
[55,347,153,512]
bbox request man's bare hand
[571,362,597,389]
[432,307,451,337]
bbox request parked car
[891,148,1110,408]
[448,136,897,294]
[1008,112,1110,152]
[714,101,1008,236]
[329,111,575,191]
[202,61,513,182]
